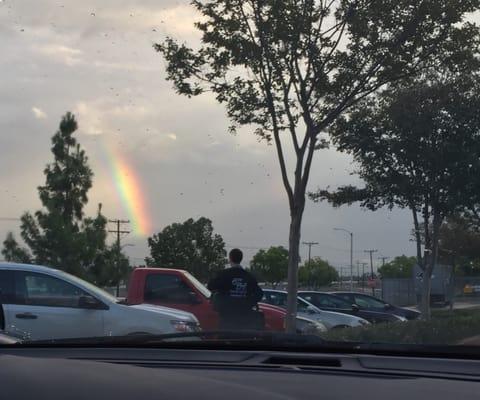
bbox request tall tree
[312,74,480,318]
[88,244,131,288]
[155,0,479,331]
[146,217,227,282]
[250,246,289,287]
[298,257,338,288]
[20,113,116,279]
[378,256,416,279]
[1,232,31,263]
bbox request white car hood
[129,303,198,322]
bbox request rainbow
[102,143,151,236]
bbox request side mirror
[351,304,360,313]
[384,303,393,310]
[78,295,103,310]
[188,291,202,305]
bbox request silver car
[262,289,370,330]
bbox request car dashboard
[0,345,479,399]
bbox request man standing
[208,248,264,331]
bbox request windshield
[1,0,480,351]
[55,270,119,304]
[184,271,211,299]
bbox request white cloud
[35,44,83,66]
[74,101,104,135]
[32,107,47,119]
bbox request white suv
[0,263,200,341]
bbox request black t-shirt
[207,267,263,315]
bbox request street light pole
[334,228,354,291]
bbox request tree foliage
[298,257,338,288]
[19,112,126,281]
[88,244,131,287]
[432,216,480,276]
[312,73,480,317]
[378,255,416,279]
[155,0,480,330]
[1,232,31,264]
[146,217,227,282]
[250,246,288,285]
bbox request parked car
[295,316,328,336]
[298,291,406,323]
[333,291,421,320]
[0,263,200,341]
[127,267,322,335]
[261,289,370,329]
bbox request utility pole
[108,219,130,297]
[364,249,378,296]
[334,228,353,291]
[361,262,368,290]
[379,256,390,267]
[302,242,318,264]
[356,260,360,287]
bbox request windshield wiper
[27,331,329,348]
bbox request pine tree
[1,232,31,263]
[20,112,120,279]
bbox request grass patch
[321,308,480,345]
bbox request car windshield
[306,294,352,309]
[1,0,480,351]
[184,271,211,299]
[55,270,119,304]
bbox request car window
[263,292,311,312]
[335,293,354,303]
[310,294,350,309]
[144,274,193,303]
[263,292,287,307]
[14,272,89,308]
[296,298,311,313]
[354,295,385,309]
[0,270,14,304]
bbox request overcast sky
[0,0,446,273]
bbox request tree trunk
[420,209,442,320]
[285,197,305,333]
[420,266,432,319]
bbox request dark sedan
[332,291,421,321]
[298,291,405,324]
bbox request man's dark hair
[229,248,243,264]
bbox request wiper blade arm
[28,331,327,347]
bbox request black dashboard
[0,346,479,399]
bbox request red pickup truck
[127,267,286,331]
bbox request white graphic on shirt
[230,278,248,298]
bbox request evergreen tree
[20,112,123,279]
[1,232,31,263]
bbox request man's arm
[253,283,263,303]
[207,271,223,292]
[247,274,263,303]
